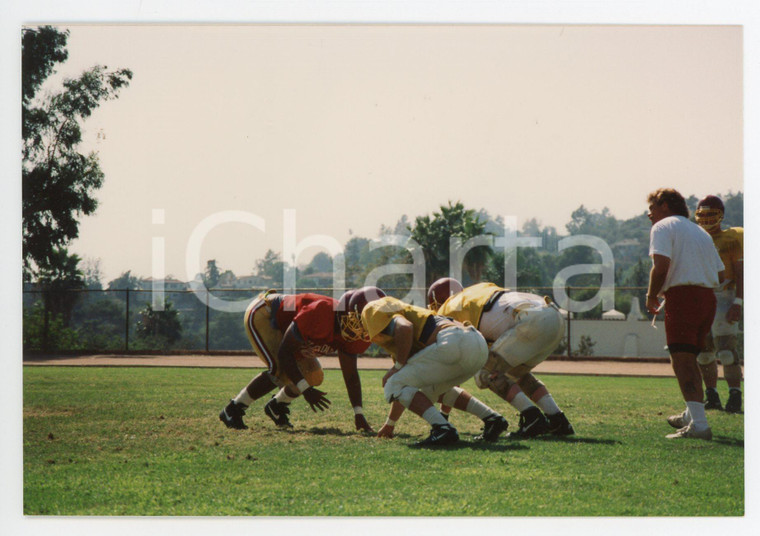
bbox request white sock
[536,394,561,416]
[274,388,296,404]
[686,401,709,430]
[421,406,450,426]
[233,388,253,407]
[465,397,497,420]
[510,392,536,413]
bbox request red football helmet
[338,286,386,342]
[695,195,724,234]
[427,277,464,310]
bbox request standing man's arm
[337,350,374,432]
[646,254,671,314]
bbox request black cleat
[413,423,459,447]
[704,388,723,410]
[511,406,549,438]
[475,414,509,442]
[219,400,248,430]
[264,397,293,428]
[725,389,742,414]
[547,411,575,436]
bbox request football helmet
[427,277,464,310]
[695,195,724,234]
[338,287,386,342]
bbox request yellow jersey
[361,296,435,358]
[712,227,743,286]
[436,282,502,329]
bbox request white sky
[23,22,746,284]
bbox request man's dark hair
[647,188,689,218]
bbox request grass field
[22,366,744,517]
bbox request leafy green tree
[135,300,183,348]
[254,250,286,284]
[36,247,84,327]
[408,201,492,285]
[107,270,140,290]
[22,26,132,279]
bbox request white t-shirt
[649,215,724,293]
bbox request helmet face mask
[338,312,369,342]
[695,195,725,234]
[338,286,386,342]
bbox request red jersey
[274,294,369,357]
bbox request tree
[108,270,140,291]
[254,250,286,283]
[36,247,84,327]
[22,26,132,279]
[408,201,492,285]
[203,259,221,288]
[135,300,183,348]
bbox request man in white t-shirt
[646,188,725,440]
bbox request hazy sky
[27,23,744,284]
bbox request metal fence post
[566,285,572,358]
[205,290,210,352]
[125,288,130,351]
[42,290,50,353]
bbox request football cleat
[511,406,549,438]
[474,414,509,442]
[264,397,293,428]
[666,423,712,441]
[219,400,248,430]
[725,389,742,414]
[704,388,723,410]
[667,410,688,429]
[546,411,575,436]
[413,423,459,447]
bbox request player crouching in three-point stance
[646,188,725,440]
[428,278,574,437]
[352,286,508,447]
[219,289,374,432]
[694,195,744,414]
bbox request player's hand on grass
[377,423,395,439]
[354,414,375,433]
[302,386,331,412]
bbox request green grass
[23,366,744,516]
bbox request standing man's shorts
[384,326,488,404]
[663,285,717,355]
[243,293,324,388]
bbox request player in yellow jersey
[695,195,744,413]
[428,278,574,437]
[348,286,509,446]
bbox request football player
[219,289,375,432]
[353,286,509,447]
[695,195,744,413]
[428,278,574,437]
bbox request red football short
[663,285,717,355]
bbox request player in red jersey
[219,289,374,432]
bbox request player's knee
[440,386,463,407]
[716,349,735,367]
[297,358,324,386]
[474,368,491,389]
[385,382,417,407]
[517,374,544,397]
[723,363,743,383]
[696,351,716,366]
